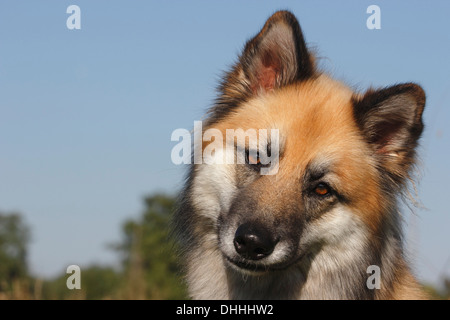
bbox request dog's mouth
[225,256,270,273]
[224,254,305,274]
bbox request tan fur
[378,263,429,300]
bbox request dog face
[190,11,425,276]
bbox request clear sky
[0,1,449,287]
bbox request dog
[173,10,427,299]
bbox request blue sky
[0,1,449,287]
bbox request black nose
[233,223,276,260]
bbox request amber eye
[314,183,331,196]
[245,150,262,168]
[247,153,261,165]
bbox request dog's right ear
[217,11,315,109]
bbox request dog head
[190,11,425,275]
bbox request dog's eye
[247,153,261,165]
[314,183,331,196]
[245,149,262,170]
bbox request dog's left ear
[353,83,426,181]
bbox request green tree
[40,194,187,300]
[115,194,187,299]
[0,212,31,292]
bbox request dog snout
[233,223,277,260]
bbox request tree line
[0,194,187,299]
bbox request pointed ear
[353,83,426,181]
[217,11,315,108]
[241,10,315,93]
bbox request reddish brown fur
[207,76,384,233]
